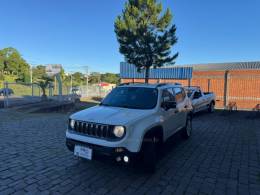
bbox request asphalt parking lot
[0,109,260,195]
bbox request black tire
[208,102,215,113]
[141,135,158,173]
[181,114,192,139]
[192,107,196,115]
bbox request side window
[194,90,202,98]
[162,88,175,102]
[198,90,202,97]
[173,87,185,103]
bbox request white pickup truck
[184,86,216,114]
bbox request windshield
[185,89,193,97]
[101,87,158,109]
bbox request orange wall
[121,69,260,110]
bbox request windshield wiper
[99,102,111,107]
[100,103,142,109]
[120,105,141,109]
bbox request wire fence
[0,81,113,108]
[0,82,41,108]
[79,85,112,98]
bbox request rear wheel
[208,102,215,113]
[181,115,192,139]
[192,107,196,115]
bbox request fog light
[116,156,121,162]
[123,156,129,163]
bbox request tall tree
[32,65,46,81]
[72,72,84,85]
[115,0,178,83]
[0,47,30,82]
[101,73,119,84]
[89,72,101,84]
[1,47,29,74]
[0,50,4,74]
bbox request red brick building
[121,62,260,110]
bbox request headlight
[69,119,75,129]
[113,126,125,138]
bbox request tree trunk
[41,88,47,101]
[145,67,150,84]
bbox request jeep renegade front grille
[72,121,115,140]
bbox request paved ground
[0,109,260,195]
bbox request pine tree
[115,0,178,83]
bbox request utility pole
[70,73,73,94]
[30,64,33,96]
[54,76,57,95]
[86,66,89,97]
[30,65,33,84]
[81,65,89,97]
[99,72,102,97]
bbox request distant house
[98,82,116,91]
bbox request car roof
[184,86,200,91]
[118,83,182,89]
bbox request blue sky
[0,0,259,73]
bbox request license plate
[74,145,93,160]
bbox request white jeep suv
[66,83,193,172]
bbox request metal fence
[0,81,112,108]
[0,82,42,108]
[0,82,71,108]
[79,85,112,98]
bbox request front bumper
[66,138,138,162]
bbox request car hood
[70,105,153,125]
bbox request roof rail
[184,86,201,89]
[118,83,130,86]
[118,82,146,86]
[156,82,182,88]
[156,83,168,88]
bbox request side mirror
[161,101,176,110]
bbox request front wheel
[181,114,192,139]
[141,135,158,173]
